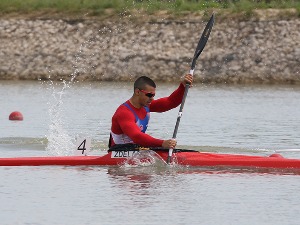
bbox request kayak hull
[0,153,123,166]
[175,152,300,169]
[1,150,300,169]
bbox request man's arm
[150,74,193,112]
[150,83,185,112]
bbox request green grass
[0,0,299,17]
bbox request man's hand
[181,73,193,86]
[162,139,177,149]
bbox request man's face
[137,84,156,107]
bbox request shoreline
[0,10,299,84]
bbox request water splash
[45,80,75,156]
[45,31,100,155]
[43,26,112,155]
[121,150,167,168]
[44,6,171,155]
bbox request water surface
[1,81,300,225]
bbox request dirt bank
[0,10,299,84]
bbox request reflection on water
[102,164,300,225]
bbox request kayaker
[109,74,193,149]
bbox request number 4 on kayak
[75,137,91,156]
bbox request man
[109,74,193,149]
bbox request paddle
[167,14,215,164]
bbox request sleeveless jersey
[110,103,150,146]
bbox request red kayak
[1,149,300,169]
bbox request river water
[1,80,300,225]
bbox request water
[1,80,300,225]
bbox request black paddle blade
[191,14,215,70]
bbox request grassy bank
[0,0,299,18]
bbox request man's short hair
[134,76,156,90]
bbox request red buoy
[9,111,23,121]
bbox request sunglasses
[139,89,155,98]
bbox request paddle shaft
[167,14,215,164]
[167,70,193,164]
[171,70,194,139]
